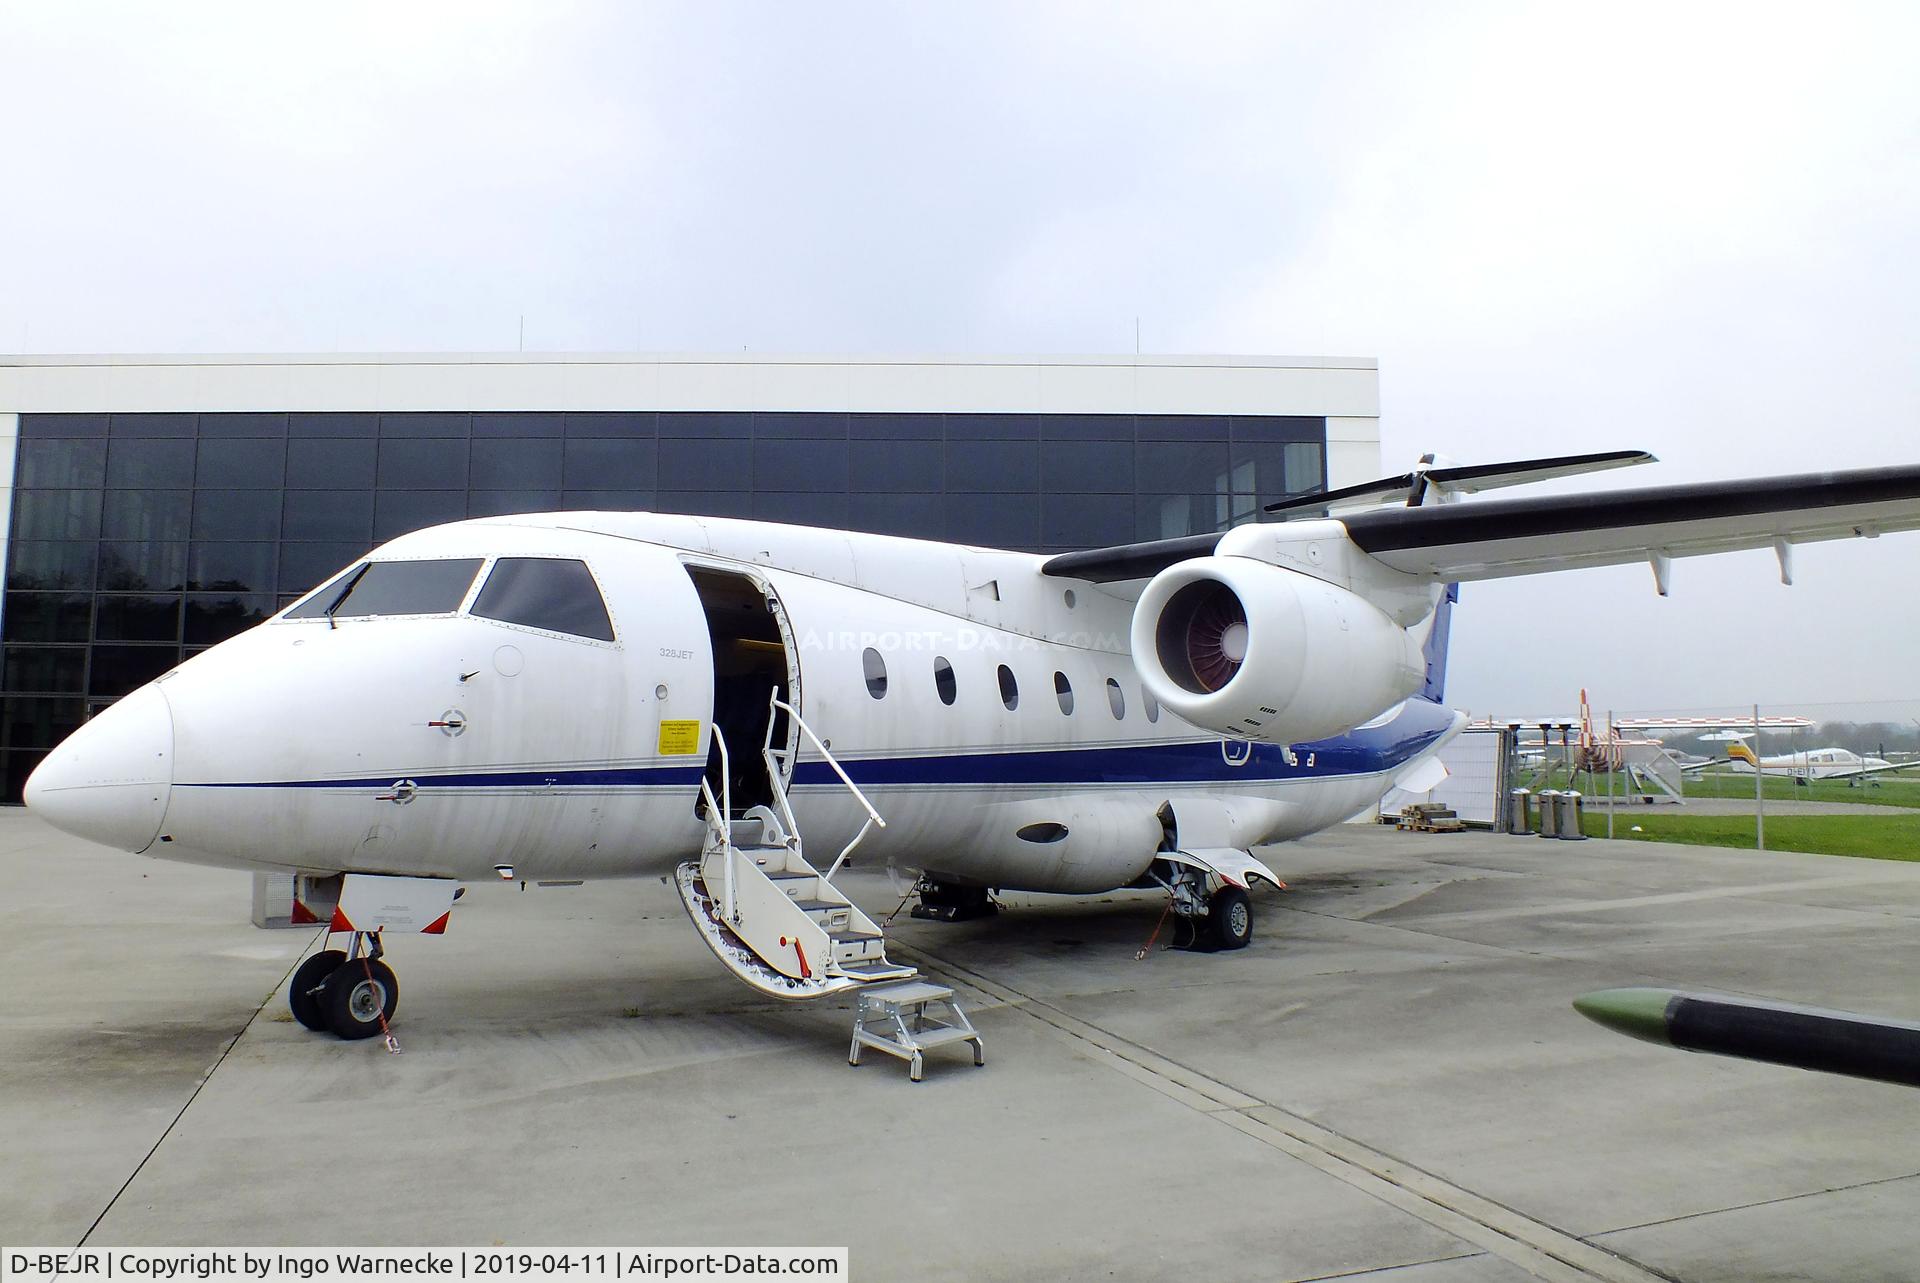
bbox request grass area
[1513,765,1920,810]
[1682,770,1920,809]
[1580,809,1920,861]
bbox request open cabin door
[685,566,800,817]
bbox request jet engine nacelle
[1130,556,1427,745]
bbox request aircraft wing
[1044,464,1920,585]
[1343,464,1920,582]
[1827,759,1920,781]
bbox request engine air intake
[1156,580,1249,694]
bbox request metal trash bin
[1508,788,1532,835]
[1558,789,1586,840]
[1536,789,1561,838]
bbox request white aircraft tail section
[674,706,913,1000]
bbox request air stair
[675,694,918,1000]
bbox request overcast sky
[3,2,1916,719]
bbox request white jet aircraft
[25,452,1920,1040]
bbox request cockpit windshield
[284,558,484,621]
[470,557,615,641]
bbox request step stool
[849,980,984,1082]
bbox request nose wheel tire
[1207,885,1253,950]
[322,958,400,1039]
[287,950,347,1031]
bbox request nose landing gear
[286,931,401,1041]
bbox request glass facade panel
[473,412,563,438]
[379,413,470,438]
[947,441,1038,493]
[196,437,286,488]
[373,490,467,541]
[947,492,1040,547]
[469,490,561,518]
[564,411,654,438]
[659,439,749,490]
[8,541,96,591]
[563,439,655,489]
[752,440,848,491]
[753,491,850,528]
[1,407,1329,801]
[96,595,183,643]
[660,411,751,438]
[0,697,85,750]
[13,490,102,541]
[850,413,942,439]
[1136,441,1231,492]
[103,489,190,542]
[279,542,367,595]
[471,438,563,490]
[88,644,179,697]
[19,414,108,438]
[100,541,186,591]
[755,412,848,439]
[1041,414,1133,441]
[198,413,288,438]
[5,646,86,693]
[380,438,468,489]
[109,413,195,437]
[107,438,195,488]
[656,490,753,519]
[192,490,283,541]
[188,542,275,593]
[18,439,107,488]
[289,412,379,437]
[283,490,375,543]
[4,593,91,643]
[561,490,654,512]
[184,595,276,645]
[287,438,378,488]
[851,440,942,492]
[1042,441,1133,493]
[847,493,927,538]
[1043,493,1132,548]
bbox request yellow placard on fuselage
[657,719,703,756]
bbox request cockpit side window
[284,558,483,620]
[470,557,615,641]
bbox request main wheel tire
[322,958,399,1040]
[1208,886,1253,950]
[288,950,347,1031]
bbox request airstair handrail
[765,690,887,882]
[703,724,737,923]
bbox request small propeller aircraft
[25,450,1920,1040]
[1721,741,1910,782]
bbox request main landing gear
[1161,862,1253,952]
[910,879,998,923]
[288,931,400,1041]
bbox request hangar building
[0,352,1381,802]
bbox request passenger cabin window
[1054,671,1074,715]
[471,557,615,641]
[1106,677,1125,720]
[1143,688,1160,724]
[934,656,957,706]
[998,664,1019,711]
[285,558,483,620]
[863,648,888,699]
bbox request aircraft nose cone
[25,683,174,852]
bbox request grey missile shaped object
[1575,988,1920,1088]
